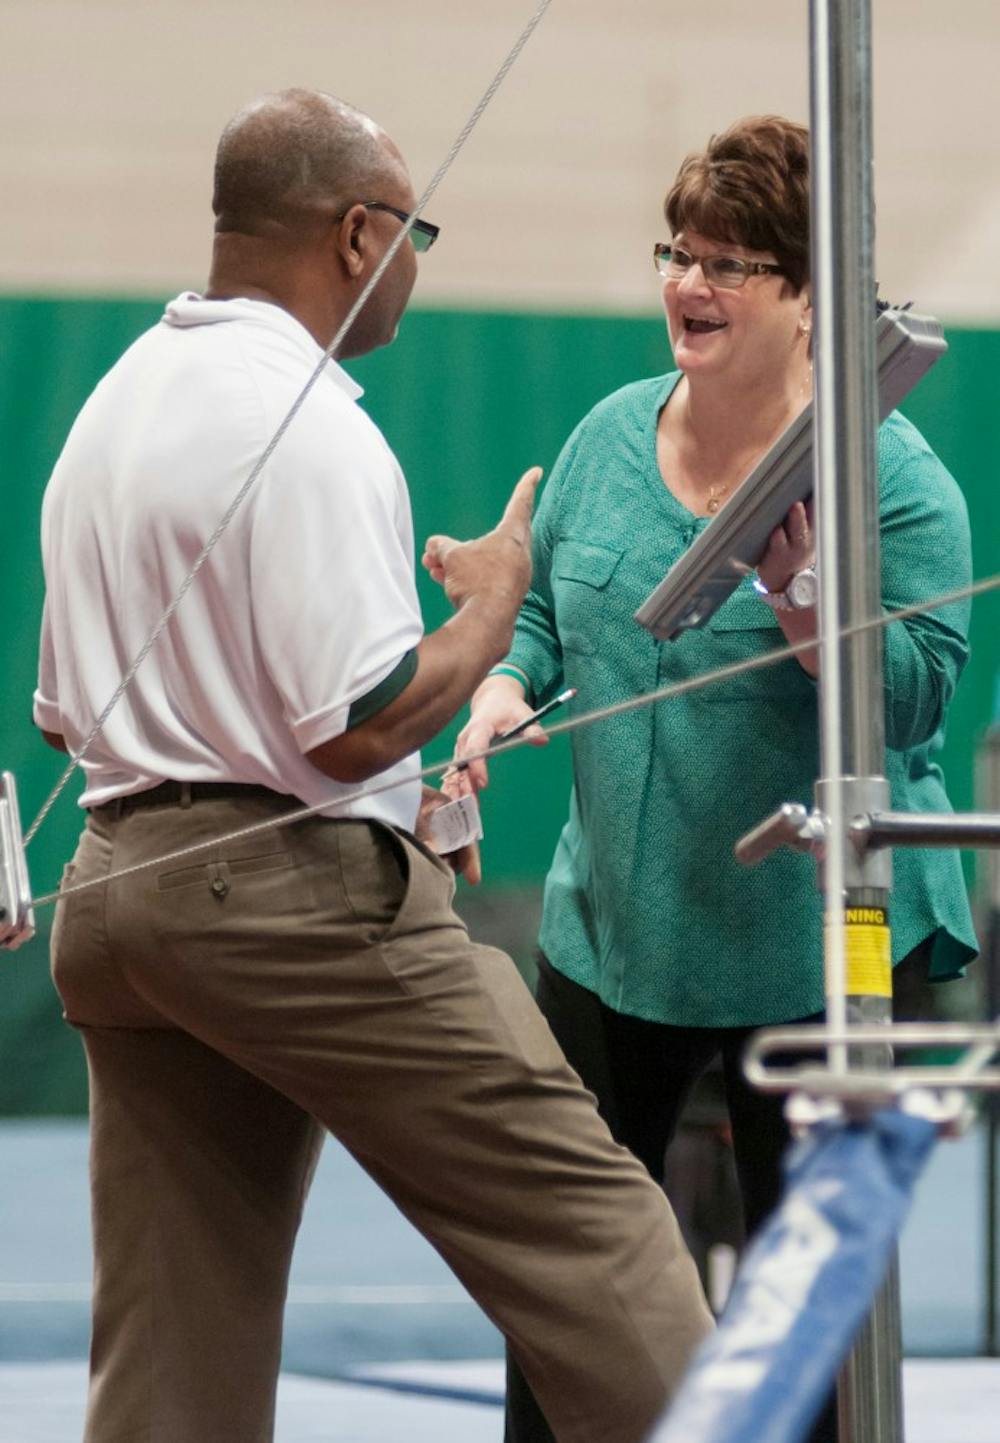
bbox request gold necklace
[705,480,734,515]
[703,371,813,516]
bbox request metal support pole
[810,1,902,1438]
[979,718,1000,1355]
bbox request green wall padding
[1,296,997,1113]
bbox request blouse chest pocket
[708,587,784,634]
[552,541,625,656]
[703,585,802,701]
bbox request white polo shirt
[33,294,425,829]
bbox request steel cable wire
[30,566,1000,911]
[23,0,554,849]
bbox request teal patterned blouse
[505,372,978,1027]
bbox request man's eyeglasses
[653,242,782,289]
[361,202,440,253]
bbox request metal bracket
[815,776,893,889]
[0,771,36,950]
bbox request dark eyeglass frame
[358,201,440,253]
[653,242,783,289]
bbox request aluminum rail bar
[809,0,900,1436]
[748,1022,1000,1051]
[749,1067,1000,1099]
[744,1021,1000,1130]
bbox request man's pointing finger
[497,467,543,538]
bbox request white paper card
[426,795,484,854]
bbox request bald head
[213,89,401,238]
[206,88,421,357]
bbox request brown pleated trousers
[52,792,712,1443]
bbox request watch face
[787,568,819,609]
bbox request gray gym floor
[2,1118,998,1440]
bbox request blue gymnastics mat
[1,1117,997,1442]
[3,1358,1000,1442]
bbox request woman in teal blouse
[456,116,977,1443]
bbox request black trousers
[505,942,936,1443]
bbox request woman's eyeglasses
[653,242,782,289]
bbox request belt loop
[179,782,192,810]
[113,797,125,819]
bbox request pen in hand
[490,687,577,747]
[450,687,577,781]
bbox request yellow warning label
[844,907,886,926]
[826,916,892,997]
[845,927,892,996]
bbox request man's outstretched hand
[421,466,542,613]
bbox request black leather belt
[90,780,299,816]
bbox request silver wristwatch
[753,566,819,612]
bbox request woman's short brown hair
[664,116,810,293]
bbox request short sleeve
[33,597,63,733]
[249,400,424,754]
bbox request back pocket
[156,847,293,892]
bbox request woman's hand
[447,674,546,797]
[756,498,819,677]
[415,784,482,886]
[757,498,815,594]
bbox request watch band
[753,567,818,612]
[753,577,793,612]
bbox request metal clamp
[0,772,36,951]
[734,803,826,866]
[740,794,1000,883]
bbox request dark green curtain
[1,296,997,1112]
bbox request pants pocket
[334,822,412,943]
[156,848,293,894]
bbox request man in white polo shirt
[35,89,711,1443]
[36,282,428,829]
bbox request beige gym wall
[0,0,995,318]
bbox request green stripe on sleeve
[346,648,419,730]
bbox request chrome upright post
[810,0,902,1437]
